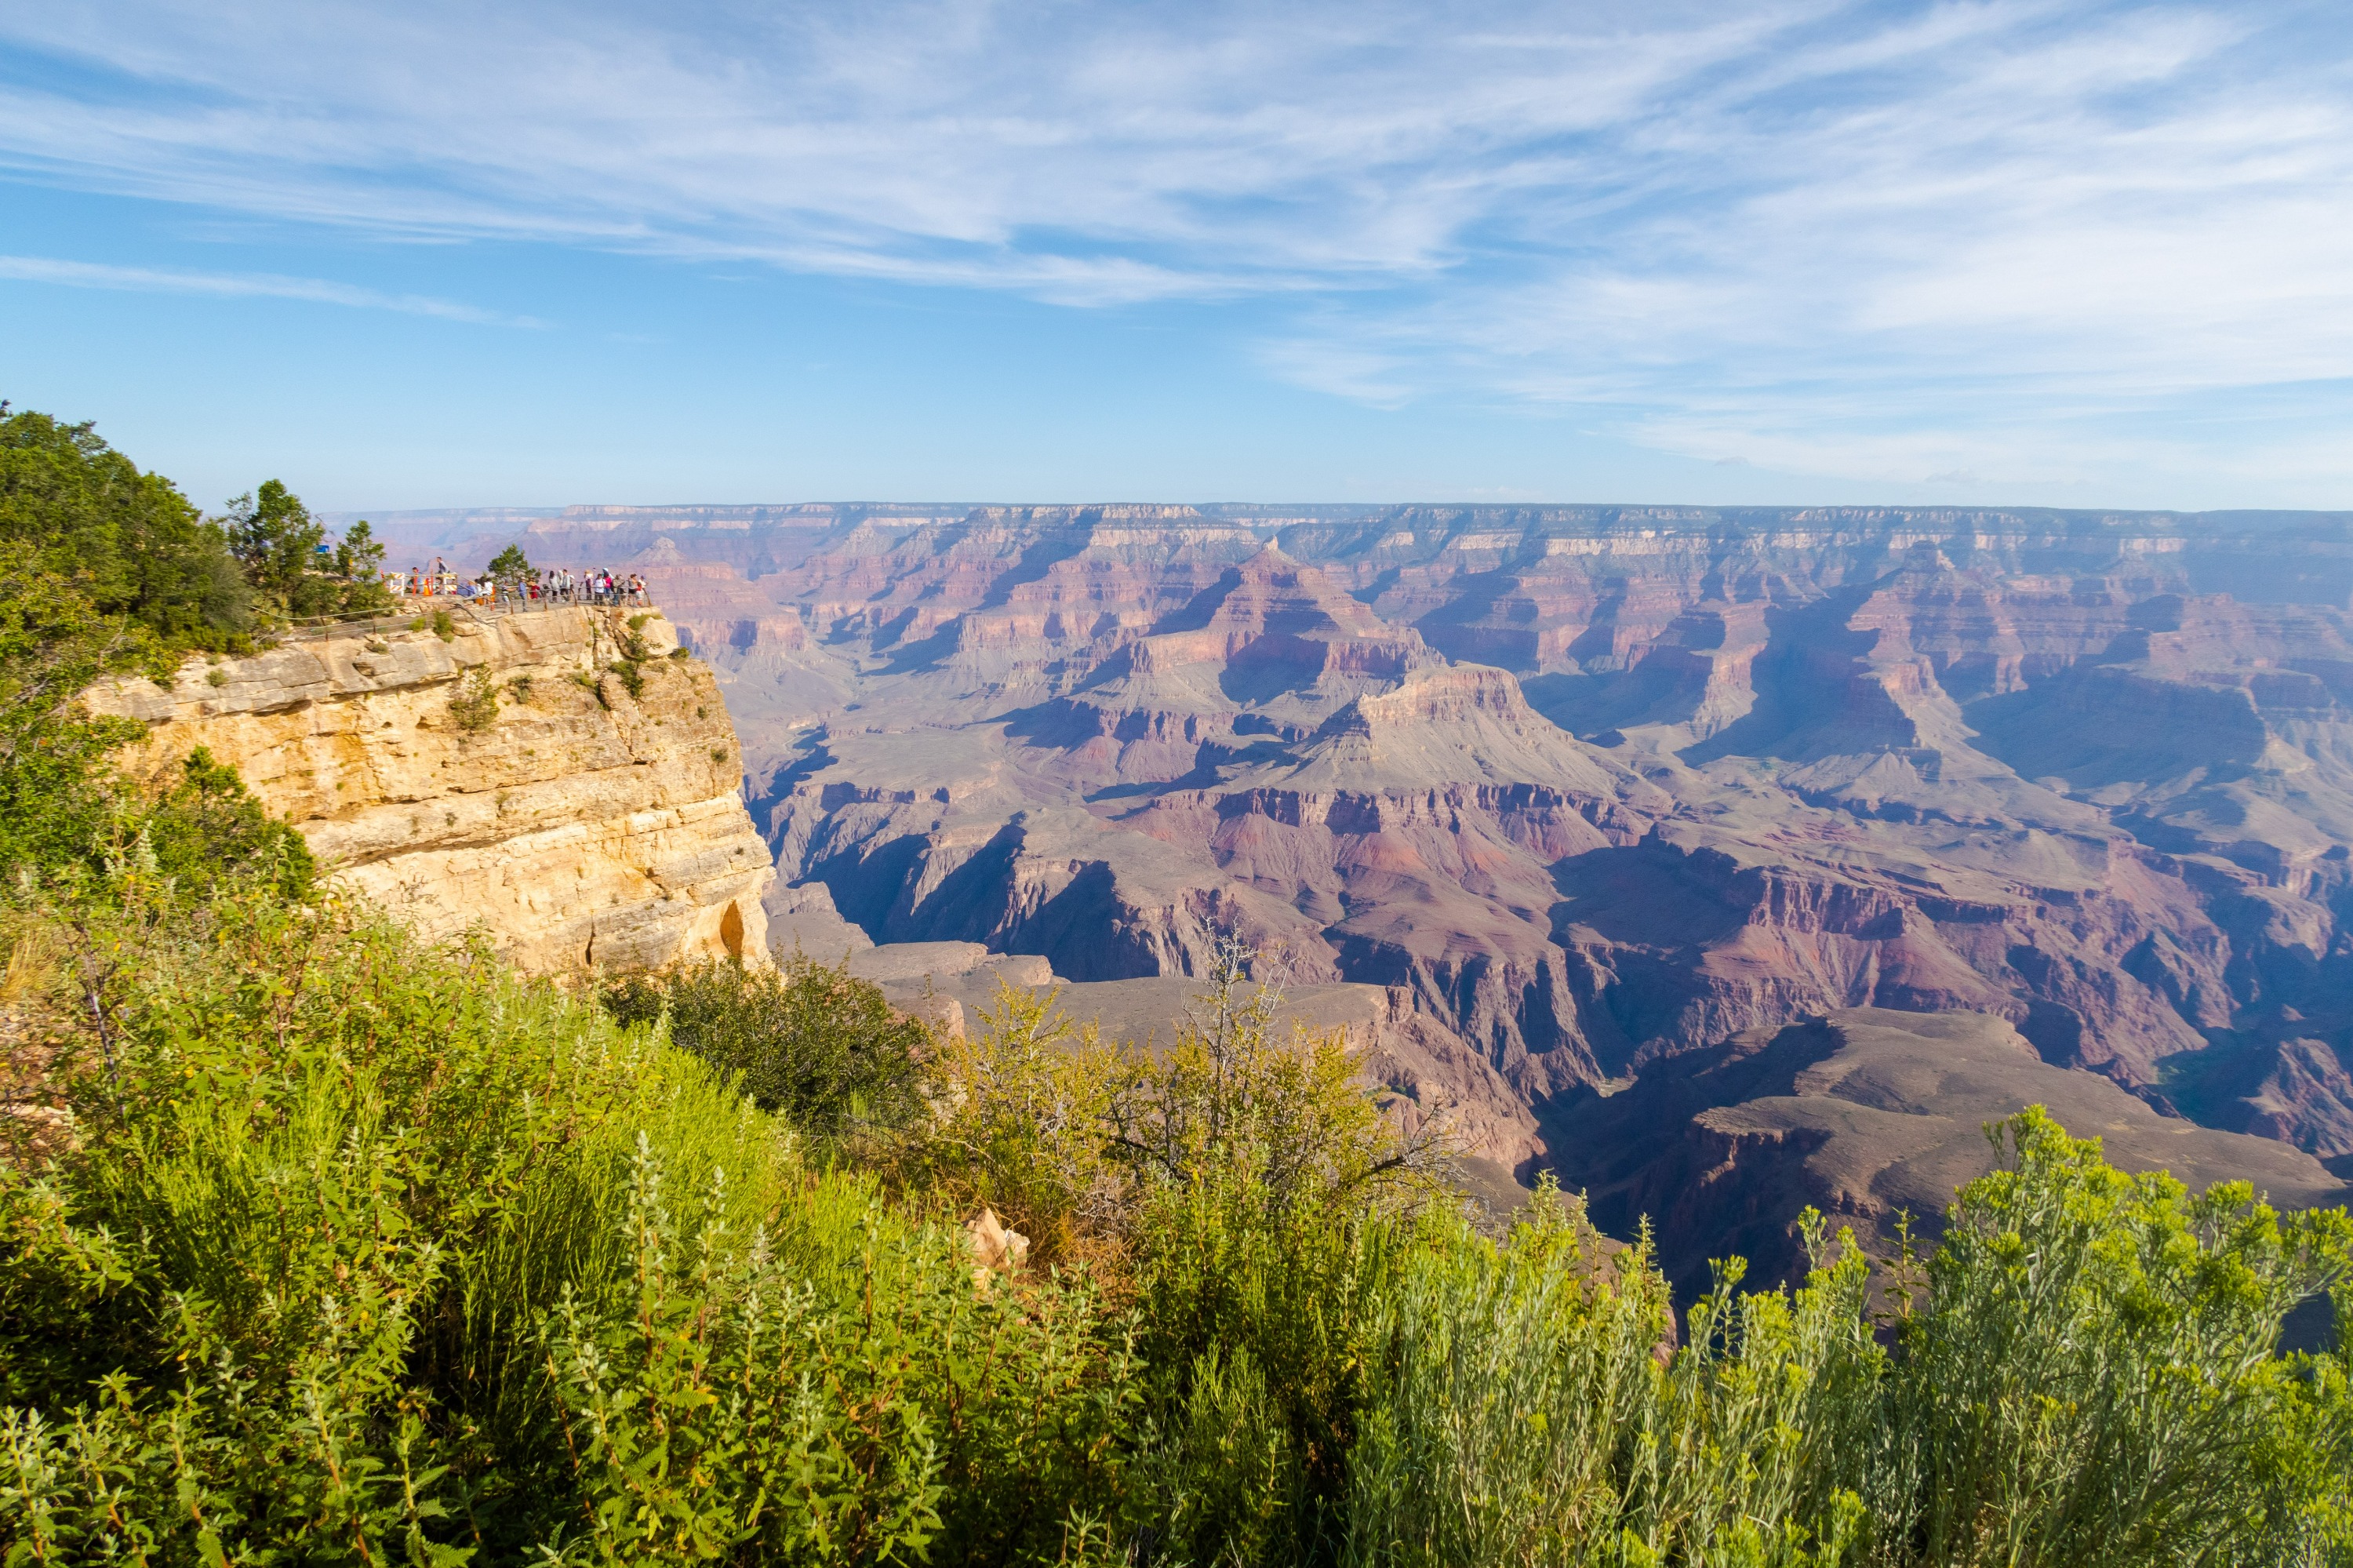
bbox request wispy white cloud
[2,1,2349,494]
[0,254,542,325]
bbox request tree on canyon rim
[222,478,392,620]
[0,404,251,649]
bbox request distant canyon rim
[347,500,2353,1265]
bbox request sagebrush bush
[1873,1108,2353,1567]
[1,820,2348,1566]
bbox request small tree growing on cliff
[486,543,533,583]
[332,519,393,614]
[448,664,500,733]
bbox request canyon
[337,502,2353,1264]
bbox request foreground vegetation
[4,875,2348,1566]
[1,407,2349,1563]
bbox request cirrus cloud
[2,0,2349,495]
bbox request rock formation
[347,500,2353,1274]
[92,602,773,973]
[1550,1008,2348,1296]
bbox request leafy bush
[1104,940,1443,1212]
[915,985,1133,1265]
[540,1137,1134,1567]
[1344,1199,1876,1566]
[1871,1108,2353,1566]
[0,888,1136,1564]
[602,955,930,1145]
[0,573,150,877]
[0,570,312,890]
[138,745,316,900]
[448,665,500,733]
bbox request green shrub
[602,955,929,1145]
[607,659,644,700]
[540,1136,1135,1567]
[1344,1196,1875,1567]
[911,985,1131,1268]
[0,881,1166,1564]
[1871,1108,2353,1566]
[139,745,315,900]
[448,664,500,733]
[0,573,148,879]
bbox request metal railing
[267,592,652,644]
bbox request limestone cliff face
[91,604,773,973]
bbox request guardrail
[265,595,652,644]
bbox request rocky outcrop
[365,504,2353,1192]
[1550,1009,2350,1293]
[92,603,773,973]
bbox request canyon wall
[341,504,2353,1241]
[91,602,774,973]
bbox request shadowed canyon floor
[366,502,2353,1271]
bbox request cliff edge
[90,602,774,972]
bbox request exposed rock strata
[1550,1008,2350,1293]
[358,504,2353,1184]
[92,604,773,973]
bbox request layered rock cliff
[350,504,2353,1204]
[92,602,774,973]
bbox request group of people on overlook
[383,557,649,609]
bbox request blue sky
[3,0,2350,512]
